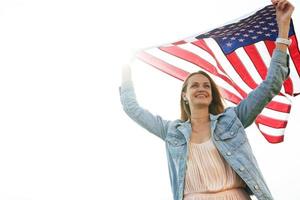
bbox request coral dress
[183,138,251,200]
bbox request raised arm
[119,65,170,141]
[234,0,294,128]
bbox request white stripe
[254,41,271,69]
[257,123,285,137]
[260,107,290,121]
[204,38,253,93]
[254,42,286,94]
[235,47,263,84]
[145,47,243,99]
[178,43,228,77]
[272,94,292,104]
[145,48,197,73]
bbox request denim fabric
[119,49,289,200]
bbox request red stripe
[244,45,268,80]
[289,35,300,97]
[136,51,189,81]
[264,41,294,95]
[219,87,242,104]
[255,115,287,129]
[255,122,284,143]
[264,40,276,55]
[266,101,291,113]
[226,52,259,89]
[192,40,233,79]
[159,46,219,74]
[172,40,187,45]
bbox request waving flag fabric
[135,5,300,143]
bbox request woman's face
[183,74,212,108]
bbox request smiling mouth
[195,94,208,98]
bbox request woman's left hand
[272,0,294,27]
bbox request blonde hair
[180,71,225,121]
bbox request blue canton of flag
[196,5,296,54]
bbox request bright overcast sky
[0,0,299,200]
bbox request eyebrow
[190,81,210,84]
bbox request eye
[204,84,211,88]
[190,83,198,88]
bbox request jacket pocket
[166,134,187,160]
[166,134,187,146]
[219,130,238,140]
[218,123,246,151]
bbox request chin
[193,102,210,108]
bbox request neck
[190,107,210,124]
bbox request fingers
[272,0,294,10]
[277,0,288,10]
[271,0,279,6]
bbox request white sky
[0,0,299,200]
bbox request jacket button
[254,185,259,190]
[230,132,235,136]
[226,152,232,156]
[174,141,178,145]
[239,166,245,171]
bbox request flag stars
[249,30,254,33]
[268,22,275,26]
[254,25,260,28]
[265,33,271,37]
[262,27,268,30]
[222,37,228,40]
[257,31,263,34]
[238,38,245,42]
[230,37,236,40]
[226,42,233,47]
[243,34,249,37]
[271,29,277,32]
[252,36,258,39]
[259,21,265,24]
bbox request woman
[119,0,294,199]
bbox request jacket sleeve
[234,49,290,128]
[119,71,170,141]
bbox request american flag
[135,5,300,143]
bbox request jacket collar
[177,112,224,141]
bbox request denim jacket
[119,49,289,200]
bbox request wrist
[275,38,292,46]
[277,22,291,38]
